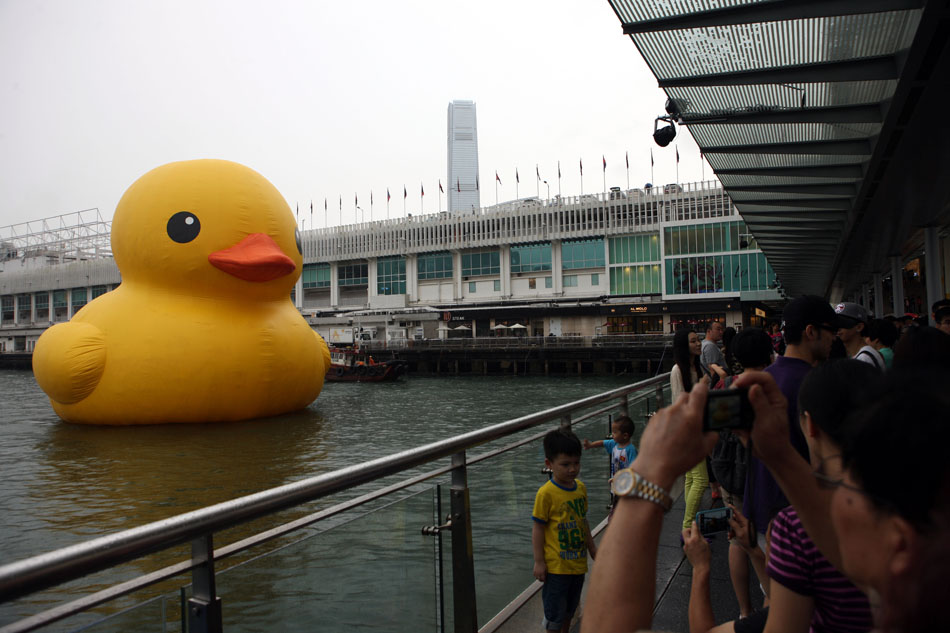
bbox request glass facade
[510,243,551,273]
[663,221,757,256]
[562,239,605,269]
[610,265,662,295]
[665,253,775,295]
[338,262,368,287]
[91,285,108,298]
[461,249,500,276]
[609,233,660,264]
[417,252,453,280]
[302,263,331,289]
[377,256,406,295]
[563,275,578,288]
[17,295,31,322]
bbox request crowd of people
[530,294,950,633]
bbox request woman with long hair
[670,327,709,530]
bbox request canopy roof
[608,0,950,299]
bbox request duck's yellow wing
[33,321,107,405]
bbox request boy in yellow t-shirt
[532,428,597,633]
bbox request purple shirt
[743,355,811,534]
[768,506,873,633]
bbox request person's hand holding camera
[682,521,710,571]
[632,382,718,492]
[726,503,756,551]
[730,369,789,464]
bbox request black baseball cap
[782,295,847,331]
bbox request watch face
[612,469,634,496]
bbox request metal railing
[363,334,672,351]
[0,373,670,633]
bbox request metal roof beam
[727,183,857,196]
[736,197,852,209]
[621,0,924,34]
[660,55,901,87]
[740,211,847,221]
[705,138,872,155]
[715,164,865,178]
[684,103,884,125]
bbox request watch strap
[620,469,673,512]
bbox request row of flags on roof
[295,145,694,223]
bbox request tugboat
[326,347,407,383]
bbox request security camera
[665,98,688,121]
[653,118,676,147]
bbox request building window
[377,256,406,295]
[563,275,577,288]
[493,280,500,292]
[610,265,662,295]
[462,249,500,276]
[1,296,14,324]
[91,285,108,298]
[71,288,87,311]
[34,292,49,320]
[510,243,552,273]
[591,273,600,286]
[606,315,663,334]
[302,263,331,289]
[609,233,660,264]
[663,220,756,257]
[562,238,605,269]
[17,294,31,322]
[469,281,477,293]
[418,251,453,280]
[545,277,553,288]
[663,253,775,295]
[338,262,368,286]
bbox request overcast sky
[0,0,710,231]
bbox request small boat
[326,348,407,383]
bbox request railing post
[618,394,629,418]
[654,383,665,410]
[188,535,222,633]
[450,451,478,633]
[560,414,572,430]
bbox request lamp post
[543,180,550,200]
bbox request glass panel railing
[210,487,440,632]
[68,589,184,632]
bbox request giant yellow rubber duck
[33,159,331,424]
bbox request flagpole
[536,165,540,198]
[602,156,606,195]
[420,183,424,214]
[403,186,407,217]
[650,149,654,186]
[579,159,583,195]
[339,196,342,226]
[675,144,680,185]
[370,192,374,222]
[626,151,630,190]
[438,181,442,213]
[515,168,519,200]
[558,161,561,198]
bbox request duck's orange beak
[208,233,296,282]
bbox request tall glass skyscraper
[447,100,481,213]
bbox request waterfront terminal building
[0,181,780,352]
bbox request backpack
[710,430,749,496]
[708,376,750,496]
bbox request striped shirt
[767,506,873,633]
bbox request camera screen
[706,392,742,430]
[697,508,731,535]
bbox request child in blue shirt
[583,415,637,479]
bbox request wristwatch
[611,468,673,512]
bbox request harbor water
[0,369,659,631]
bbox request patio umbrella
[508,323,527,329]
[453,325,471,331]
[493,324,509,330]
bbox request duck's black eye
[295,228,302,254]
[167,212,201,243]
